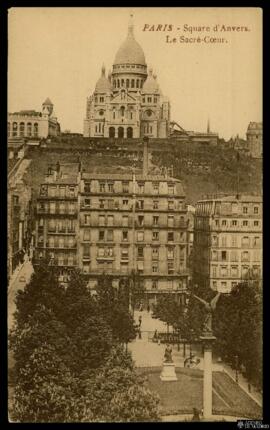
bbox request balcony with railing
[42,209,77,216]
[45,242,77,250]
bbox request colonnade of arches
[109,126,133,138]
[8,121,39,138]
[113,78,144,90]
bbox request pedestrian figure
[138,315,142,327]
[158,337,161,346]
[192,407,200,421]
[138,329,142,339]
[139,303,143,311]
[153,329,158,342]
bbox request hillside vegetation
[152,142,262,204]
[23,143,262,205]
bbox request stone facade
[34,163,189,304]
[193,195,262,293]
[8,98,60,140]
[83,17,170,139]
[8,182,33,279]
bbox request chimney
[143,136,149,176]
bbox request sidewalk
[8,258,34,331]
[221,362,262,407]
[8,262,25,294]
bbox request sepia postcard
[7,7,263,424]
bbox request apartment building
[34,165,79,284]
[34,161,189,304]
[8,182,33,279]
[193,195,262,293]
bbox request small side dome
[142,69,159,94]
[43,97,53,106]
[95,65,112,93]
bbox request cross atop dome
[128,13,134,36]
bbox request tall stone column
[200,335,216,420]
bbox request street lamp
[235,354,239,384]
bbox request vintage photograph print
[7,7,263,423]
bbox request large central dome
[114,21,146,66]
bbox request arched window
[121,79,124,87]
[136,79,139,88]
[113,80,116,88]
[117,80,120,88]
[113,109,116,119]
[127,127,133,138]
[19,122,25,136]
[140,80,143,88]
[109,127,115,138]
[12,122,18,137]
[126,79,129,88]
[131,79,134,88]
[8,122,10,137]
[27,122,32,137]
[120,106,125,117]
[33,123,38,137]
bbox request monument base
[160,361,178,381]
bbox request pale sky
[8,7,262,140]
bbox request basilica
[83,17,170,139]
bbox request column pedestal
[160,361,178,381]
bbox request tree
[9,305,71,377]
[214,280,262,388]
[10,266,160,422]
[152,295,190,338]
[96,274,137,345]
[13,258,65,331]
[78,347,160,422]
[12,343,89,423]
